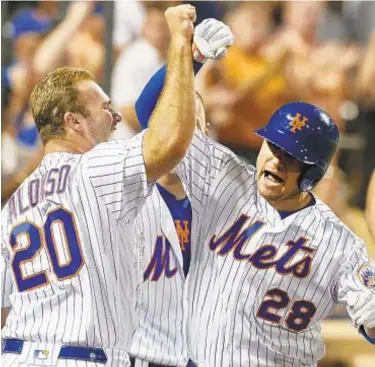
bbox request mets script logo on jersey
[358,263,375,291]
[290,113,308,134]
[209,214,316,278]
[175,220,190,250]
[144,236,177,281]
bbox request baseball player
[136,79,375,365]
[129,19,234,367]
[1,5,198,366]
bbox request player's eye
[102,101,111,110]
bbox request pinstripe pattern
[1,222,13,308]
[1,133,151,366]
[176,131,371,367]
[130,188,188,367]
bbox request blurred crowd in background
[1,1,375,365]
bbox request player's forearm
[144,36,195,182]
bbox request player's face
[76,80,121,146]
[256,140,304,202]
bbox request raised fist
[165,4,196,41]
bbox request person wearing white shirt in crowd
[113,0,146,57]
[111,1,174,139]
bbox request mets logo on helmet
[357,263,375,291]
[290,113,308,134]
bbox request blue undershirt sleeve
[135,61,203,130]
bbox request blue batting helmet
[255,102,339,192]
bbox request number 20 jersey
[1,134,150,352]
[176,131,370,367]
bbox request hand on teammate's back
[164,4,196,42]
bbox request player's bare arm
[143,5,196,183]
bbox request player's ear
[64,112,84,133]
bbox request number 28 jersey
[1,134,151,351]
[176,131,370,367]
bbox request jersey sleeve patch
[357,263,375,292]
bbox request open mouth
[264,170,284,184]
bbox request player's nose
[112,109,122,123]
[270,154,285,172]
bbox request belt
[2,339,108,364]
[130,356,175,367]
[130,357,197,367]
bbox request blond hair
[30,66,95,143]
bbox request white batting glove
[347,291,375,329]
[193,18,235,63]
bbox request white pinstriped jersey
[130,187,188,367]
[1,133,151,360]
[176,131,371,367]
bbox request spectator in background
[197,1,292,164]
[7,0,58,63]
[355,29,375,210]
[2,0,58,130]
[263,1,362,214]
[265,1,360,130]
[66,5,106,79]
[357,30,375,105]
[1,1,95,203]
[316,1,353,42]
[366,170,375,240]
[343,0,375,45]
[1,1,59,202]
[31,2,103,79]
[111,1,178,138]
[113,0,145,58]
